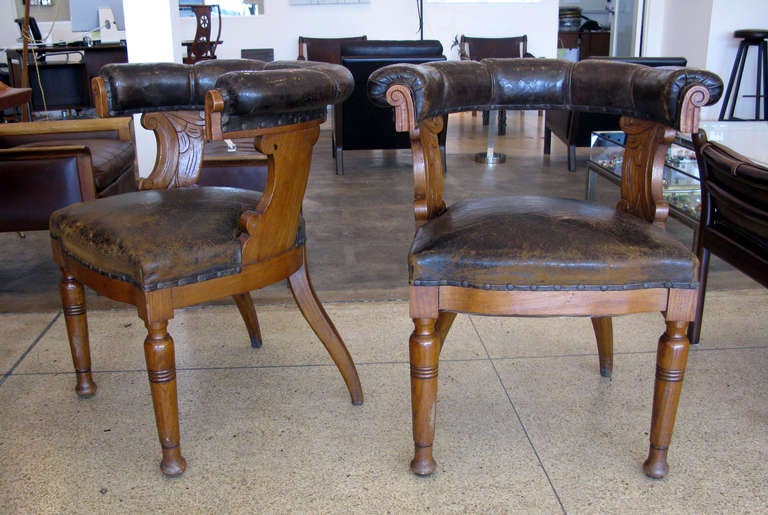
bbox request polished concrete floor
[1,112,766,512]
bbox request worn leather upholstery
[544,57,689,171]
[51,64,353,291]
[368,58,723,292]
[98,59,268,115]
[410,196,698,291]
[0,119,137,233]
[14,138,134,193]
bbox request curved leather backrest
[99,59,267,115]
[212,64,354,133]
[368,58,723,130]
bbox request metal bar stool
[719,29,768,120]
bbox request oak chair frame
[380,63,714,479]
[55,73,363,476]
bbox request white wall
[176,1,559,62]
[646,0,768,120]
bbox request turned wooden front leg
[643,320,690,479]
[60,272,96,397]
[410,317,440,476]
[144,321,186,476]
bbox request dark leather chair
[52,61,362,476]
[297,35,367,63]
[369,58,722,479]
[0,117,138,233]
[459,35,534,135]
[544,57,689,171]
[688,131,768,344]
[335,40,446,174]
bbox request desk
[6,43,128,110]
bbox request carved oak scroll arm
[616,83,712,228]
[617,117,675,228]
[139,111,206,191]
[385,84,446,228]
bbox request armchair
[369,58,722,478]
[51,61,362,476]
[544,56,688,171]
[0,117,138,233]
[688,132,768,345]
[334,40,446,174]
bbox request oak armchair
[688,131,768,344]
[368,58,722,478]
[51,62,362,476]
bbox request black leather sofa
[544,56,688,171]
[334,40,446,174]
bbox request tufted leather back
[368,58,723,131]
[97,59,268,116]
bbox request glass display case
[586,131,701,227]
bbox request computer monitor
[70,0,125,32]
[14,17,43,43]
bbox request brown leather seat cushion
[16,139,135,192]
[50,187,304,291]
[410,196,698,291]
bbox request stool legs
[719,38,768,120]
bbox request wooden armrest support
[0,117,135,142]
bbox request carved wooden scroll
[139,111,207,190]
[617,117,676,227]
[385,84,446,227]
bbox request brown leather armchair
[544,57,689,171]
[0,117,138,233]
[689,131,768,344]
[369,58,722,479]
[51,61,362,476]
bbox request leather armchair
[369,58,722,479]
[0,117,138,233]
[689,131,768,344]
[52,61,362,475]
[334,40,446,174]
[544,57,689,171]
